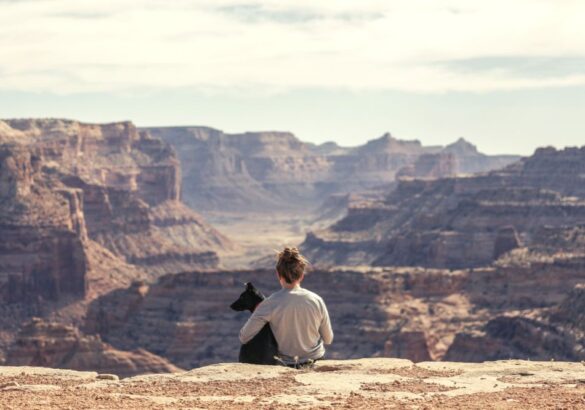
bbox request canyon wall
[303,146,585,269]
[82,253,585,368]
[82,268,461,368]
[0,119,232,280]
[145,127,518,212]
[0,144,88,303]
[0,119,234,369]
[298,145,585,363]
[445,283,585,362]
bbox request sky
[1,0,584,155]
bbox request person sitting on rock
[239,247,334,368]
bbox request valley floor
[1,359,584,409]
[208,211,315,269]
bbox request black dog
[230,282,278,365]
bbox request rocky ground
[1,359,584,409]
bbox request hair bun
[276,247,309,284]
[280,247,300,263]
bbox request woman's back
[244,285,333,362]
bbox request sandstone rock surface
[0,359,583,409]
[0,144,88,303]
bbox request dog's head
[230,282,266,312]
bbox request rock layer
[0,144,88,303]
[0,119,232,280]
[145,127,518,212]
[5,318,182,378]
[446,283,585,362]
[303,146,585,269]
[82,255,585,368]
[0,119,234,371]
[83,268,448,368]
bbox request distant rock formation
[144,127,519,212]
[443,138,518,175]
[5,318,182,377]
[396,153,457,179]
[303,146,585,269]
[3,117,580,373]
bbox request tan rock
[0,359,583,409]
[5,319,183,378]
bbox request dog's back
[230,282,279,365]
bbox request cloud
[0,0,584,94]
[48,11,113,19]
[436,56,585,79]
[216,3,384,24]
[216,4,324,24]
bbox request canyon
[145,126,519,266]
[0,119,231,282]
[299,145,585,363]
[0,119,231,363]
[145,127,518,214]
[303,146,585,269]
[1,117,584,380]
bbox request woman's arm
[319,301,334,345]
[239,300,273,344]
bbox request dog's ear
[246,282,254,290]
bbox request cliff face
[62,175,225,275]
[5,318,182,378]
[0,144,88,303]
[82,251,585,368]
[0,119,235,372]
[445,283,585,362]
[83,268,467,368]
[1,119,179,205]
[303,146,585,269]
[0,119,232,279]
[145,127,518,212]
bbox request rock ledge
[1,359,584,409]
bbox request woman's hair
[276,247,308,284]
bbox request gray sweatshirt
[239,285,333,363]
